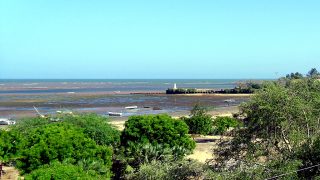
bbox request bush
[11,117,52,135]
[183,104,213,135]
[183,115,213,135]
[0,130,23,162]
[296,137,320,179]
[62,113,121,146]
[15,123,113,175]
[120,114,195,163]
[125,160,208,180]
[24,162,102,180]
[212,116,242,135]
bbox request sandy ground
[1,166,21,180]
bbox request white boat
[125,106,138,109]
[224,99,236,103]
[0,118,16,125]
[56,110,73,115]
[108,112,123,117]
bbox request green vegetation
[215,82,263,94]
[25,162,103,180]
[212,116,242,135]
[0,114,117,178]
[213,69,320,179]
[307,68,320,78]
[16,123,112,174]
[166,88,197,94]
[62,113,121,146]
[166,81,263,94]
[183,104,213,135]
[120,114,195,163]
[0,130,22,162]
[125,159,211,180]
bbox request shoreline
[108,106,240,131]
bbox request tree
[286,72,304,79]
[307,68,320,78]
[24,162,103,180]
[183,104,213,135]
[212,116,242,135]
[15,123,113,175]
[62,113,120,146]
[212,78,320,178]
[120,114,195,164]
[0,130,23,163]
[295,136,320,179]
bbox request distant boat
[108,112,123,117]
[224,99,236,103]
[56,110,73,115]
[125,106,138,110]
[0,118,16,125]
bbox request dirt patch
[187,135,233,163]
[1,166,22,180]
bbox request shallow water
[0,79,254,118]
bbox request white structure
[173,83,177,90]
[125,106,138,109]
[0,118,16,125]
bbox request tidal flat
[0,91,249,118]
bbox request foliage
[61,113,121,146]
[15,123,113,175]
[215,82,263,94]
[286,72,304,80]
[166,88,198,94]
[24,162,103,180]
[212,77,320,179]
[183,104,213,135]
[125,159,209,180]
[11,117,52,135]
[295,136,320,179]
[239,79,320,155]
[127,143,191,166]
[0,130,23,162]
[307,68,320,78]
[120,114,195,164]
[212,116,242,135]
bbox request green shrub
[120,114,195,163]
[183,115,212,135]
[296,137,320,179]
[212,116,242,135]
[11,117,52,135]
[62,113,121,146]
[125,159,210,180]
[24,162,103,180]
[183,104,213,135]
[0,130,23,162]
[16,123,113,175]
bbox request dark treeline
[166,82,263,94]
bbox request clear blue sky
[1,1,320,79]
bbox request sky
[0,1,320,79]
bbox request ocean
[0,79,245,94]
[0,79,255,118]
